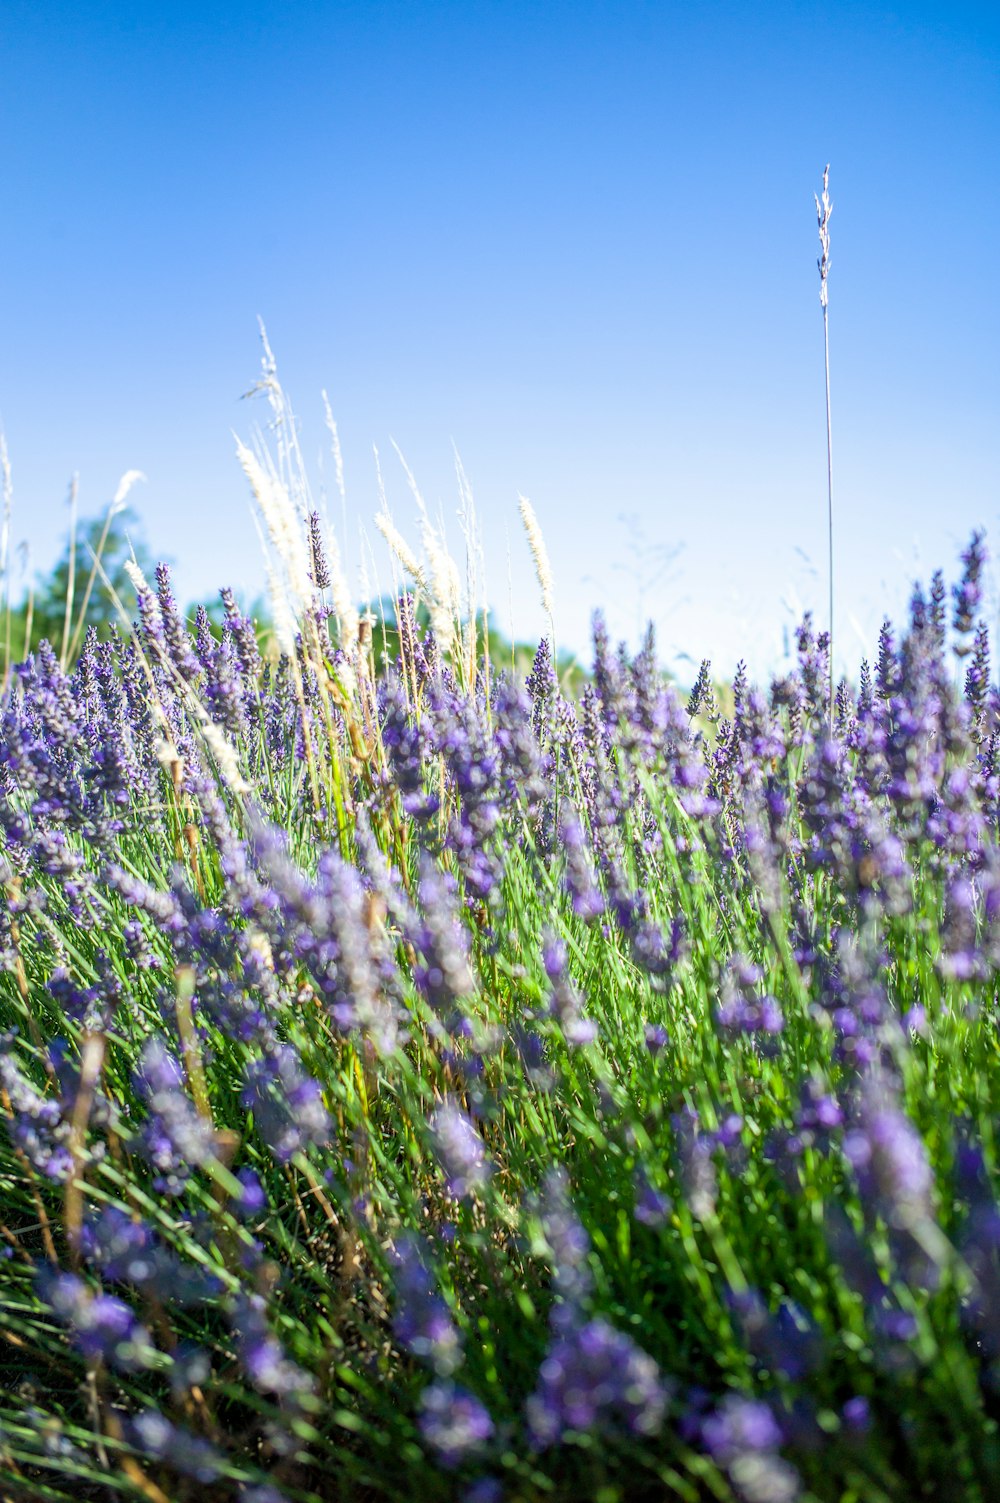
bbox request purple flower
[702,1395,782,1461]
[701,1396,800,1503]
[430,1103,491,1200]
[410,857,476,1013]
[687,659,716,719]
[794,1079,843,1149]
[126,1410,223,1483]
[78,1204,219,1305]
[243,1043,332,1164]
[538,1168,593,1306]
[525,636,558,744]
[644,1023,669,1054]
[391,1233,462,1375]
[843,1078,935,1230]
[526,1317,668,1446]
[633,1163,673,1228]
[0,1048,73,1181]
[462,1479,504,1503]
[673,1107,717,1223]
[714,957,784,1040]
[541,935,597,1045]
[841,1396,871,1435]
[418,1379,494,1467]
[234,1167,267,1218]
[231,1293,316,1407]
[728,1289,822,1381]
[133,1037,215,1196]
[953,530,987,646]
[38,1270,156,1373]
[492,675,549,814]
[558,802,604,921]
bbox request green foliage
[2,506,157,670]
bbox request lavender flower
[687,659,715,719]
[714,956,784,1040]
[728,1289,822,1381]
[843,1077,936,1232]
[633,1163,673,1227]
[557,801,604,921]
[953,530,987,649]
[234,1167,267,1218]
[418,1379,494,1467]
[538,1168,593,1306]
[133,1037,215,1195]
[526,1317,667,1446]
[541,934,597,1045]
[126,1410,224,1482]
[673,1106,717,1223]
[38,1270,157,1373]
[391,1233,462,1374]
[231,1292,316,1407]
[243,1043,332,1164]
[0,1047,73,1180]
[701,1396,800,1503]
[430,1102,491,1200]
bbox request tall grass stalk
[1,433,12,690]
[518,493,556,647]
[58,473,79,671]
[65,470,146,664]
[815,164,834,730]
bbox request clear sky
[2,0,997,681]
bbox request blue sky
[2,0,997,679]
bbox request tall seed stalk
[59,473,79,672]
[815,165,834,730]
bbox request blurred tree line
[0,507,586,693]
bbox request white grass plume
[235,437,313,616]
[198,718,252,797]
[124,557,155,608]
[321,391,347,507]
[112,469,147,511]
[323,517,360,654]
[518,494,555,623]
[244,319,315,522]
[390,442,463,658]
[374,510,429,595]
[254,518,300,660]
[455,446,488,683]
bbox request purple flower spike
[953,530,987,646]
[231,1292,316,1408]
[418,1379,494,1467]
[234,1167,267,1218]
[391,1233,462,1375]
[541,934,597,1045]
[701,1396,800,1503]
[126,1410,223,1483]
[133,1037,215,1196]
[842,1396,871,1435]
[526,1317,668,1446]
[38,1270,156,1374]
[843,1078,935,1231]
[430,1103,491,1200]
[243,1043,332,1164]
[538,1168,593,1305]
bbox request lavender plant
[1,409,999,1503]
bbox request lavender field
[1,442,999,1503]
